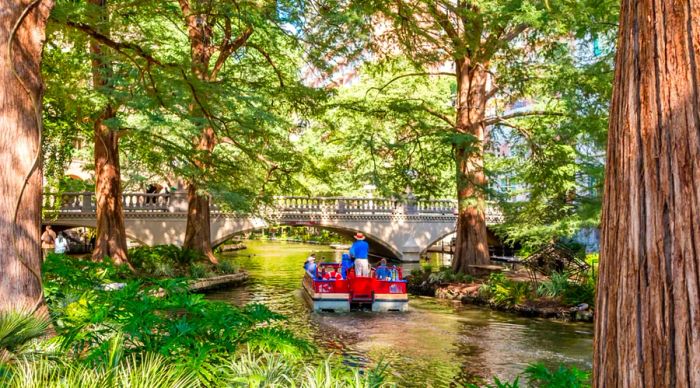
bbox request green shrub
[479,273,532,307]
[216,260,239,274]
[537,272,570,298]
[128,245,203,277]
[190,263,207,278]
[524,363,590,387]
[469,363,590,388]
[536,272,596,307]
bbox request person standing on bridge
[349,232,370,277]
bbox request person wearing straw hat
[349,232,370,277]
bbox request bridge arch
[212,222,402,260]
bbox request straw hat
[354,232,365,240]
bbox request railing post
[168,188,189,213]
[82,192,92,212]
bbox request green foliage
[215,260,239,275]
[479,273,533,308]
[42,254,307,375]
[536,272,570,298]
[0,311,50,370]
[469,363,590,388]
[536,272,596,307]
[129,245,202,272]
[0,353,197,388]
[523,363,590,387]
[189,263,208,279]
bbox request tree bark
[0,0,54,314]
[178,0,224,264]
[183,182,217,264]
[88,0,131,268]
[594,0,700,386]
[92,108,130,267]
[451,59,490,273]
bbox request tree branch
[365,72,455,96]
[64,20,178,68]
[483,110,565,126]
[248,42,285,88]
[210,26,254,79]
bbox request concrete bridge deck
[43,192,503,262]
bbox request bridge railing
[43,192,181,212]
[43,192,501,220]
[274,196,401,214]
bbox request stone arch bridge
[43,192,503,262]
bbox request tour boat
[302,262,408,312]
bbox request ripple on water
[206,241,593,387]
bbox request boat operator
[349,232,370,277]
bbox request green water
[207,241,593,387]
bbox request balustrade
[42,192,501,221]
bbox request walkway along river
[206,241,593,386]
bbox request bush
[479,273,533,307]
[523,363,590,387]
[128,245,203,277]
[469,363,590,388]
[536,272,570,298]
[536,272,596,307]
[215,260,239,274]
[190,263,207,278]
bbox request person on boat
[340,253,353,279]
[375,259,391,280]
[349,232,370,277]
[327,266,342,280]
[319,266,330,280]
[304,254,317,277]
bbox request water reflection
[206,241,592,387]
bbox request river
[207,241,593,387]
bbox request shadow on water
[206,241,593,387]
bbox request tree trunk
[594,0,700,386]
[179,1,219,263]
[183,182,218,264]
[451,59,490,274]
[88,0,131,268]
[183,123,218,263]
[92,109,130,267]
[0,0,54,314]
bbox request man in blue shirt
[375,258,391,280]
[349,232,370,276]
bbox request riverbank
[408,268,595,322]
[189,272,248,292]
[434,283,593,322]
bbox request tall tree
[0,0,55,313]
[87,0,131,267]
[313,0,612,272]
[174,0,311,262]
[594,0,700,386]
[176,0,255,263]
